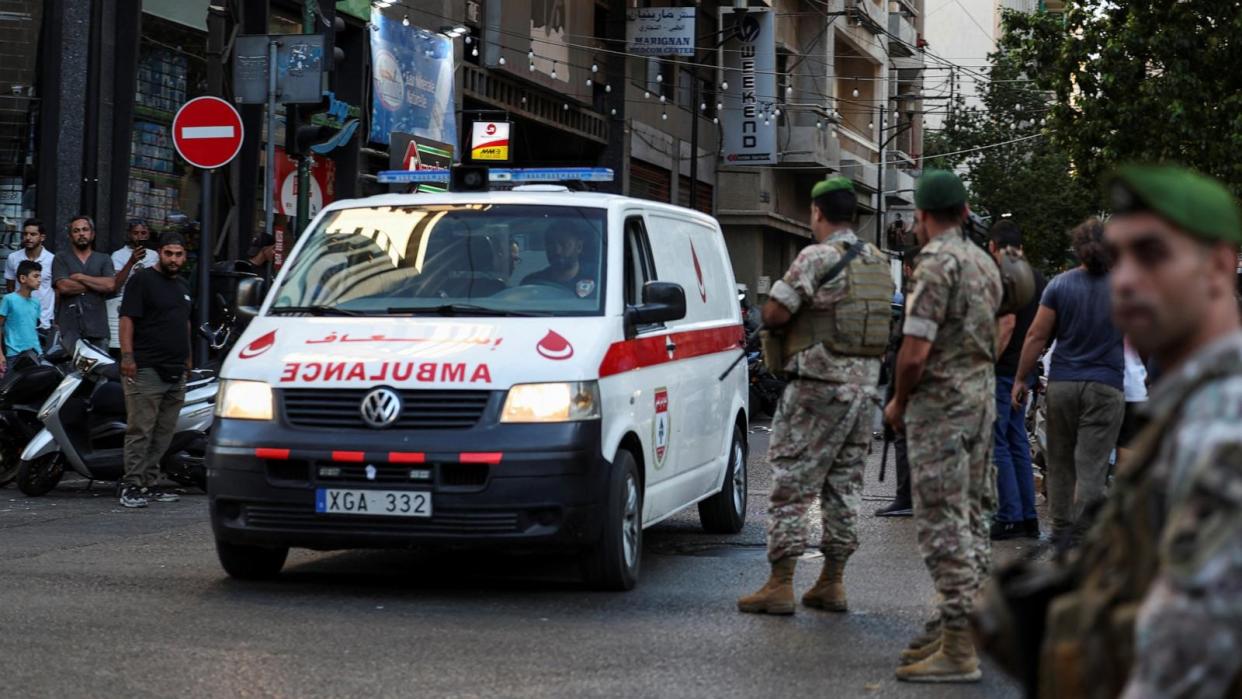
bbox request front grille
[243,504,521,535]
[314,462,435,485]
[281,389,492,430]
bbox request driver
[522,227,597,298]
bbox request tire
[16,454,64,496]
[581,449,642,591]
[698,424,748,534]
[216,539,288,580]
[162,436,208,491]
[0,439,20,487]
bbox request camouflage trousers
[766,379,873,563]
[906,393,997,630]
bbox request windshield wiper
[387,304,548,317]
[268,305,364,317]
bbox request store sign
[368,10,457,147]
[627,8,696,57]
[719,9,776,165]
[389,133,453,193]
[470,121,511,162]
[274,147,336,218]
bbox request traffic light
[285,105,339,157]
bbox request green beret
[915,169,967,210]
[1109,164,1242,245]
[812,176,853,199]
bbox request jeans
[1045,380,1126,536]
[993,375,1037,523]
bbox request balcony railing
[888,13,918,57]
[781,125,842,169]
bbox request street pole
[197,169,212,366]
[876,105,884,248]
[688,33,699,212]
[264,38,278,279]
[295,0,318,236]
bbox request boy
[0,260,45,369]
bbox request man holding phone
[109,219,160,350]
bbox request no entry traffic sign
[172,96,244,170]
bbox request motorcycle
[0,348,71,486]
[15,340,218,496]
[745,332,786,418]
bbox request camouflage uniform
[1038,332,1242,697]
[902,230,1002,630]
[766,229,883,563]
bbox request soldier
[986,165,1242,696]
[883,170,1003,682]
[737,176,894,615]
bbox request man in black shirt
[117,234,192,509]
[988,220,1046,540]
[522,227,598,298]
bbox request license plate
[315,489,432,518]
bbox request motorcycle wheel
[0,438,20,487]
[162,435,208,491]
[17,454,64,496]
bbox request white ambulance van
[208,186,749,590]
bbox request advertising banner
[719,8,776,165]
[470,121,511,162]
[273,146,336,218]
[626,7,696,57]
[369,10,457,147]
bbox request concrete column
[37,0,91,250]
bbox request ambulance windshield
[268,204,607,317]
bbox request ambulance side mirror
[235,277,267,321]
[627,281,686,331]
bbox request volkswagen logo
[360,388,402,429]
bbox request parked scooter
[0,348,71,486]
[745,331,787,418]
[16,340,218,496]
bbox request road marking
[181,126,235,139]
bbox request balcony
[850,0,886,35]
[888,13,918,57]
[885,166,915,205]
[840,153,879,195]
[781,125,842,169]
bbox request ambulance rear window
[268,204,607,317]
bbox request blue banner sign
[368,10,457,147]
[377,168,616,184]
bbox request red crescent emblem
[536,330,574,360]
[238,330,276,359]
[690,241,707,303]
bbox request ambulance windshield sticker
[690,240,707,303]
[238,330,276,359]
[576,279,596,298]
[536,330,574,360]
[653,388,670,469]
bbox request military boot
[906,617,940,649]
[900,632,940,665]
[737,558,797,615]
[801,558,848,611]
[895,627,982,683]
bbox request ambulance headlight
[215,380,273,421]
[501,381,601,423]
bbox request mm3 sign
[470,121,512,162]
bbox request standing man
[117,234,193,509]
[991,165,1242,696]
[989,220,1046,540]
[737,176,893,615]
[4,219,56,348]
[875,245,921,518]
[108,219,160,350]
[1012,217,1125,544]
[52,216,115,351]
[884,170,1002,683]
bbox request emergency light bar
[378,167,615,184]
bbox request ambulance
[208,175,750,590]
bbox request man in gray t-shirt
[52,215,116,351]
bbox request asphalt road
[0,423,1033,698]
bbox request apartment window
[776,49,792,127]
[646,58,675,100]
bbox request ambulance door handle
[665,337,677,355]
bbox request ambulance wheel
[699,425,747,534]
[216,539,288,580]
[581,449,642,591]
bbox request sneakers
[119,485,148,509]
[990,521,1024,540]
[118,485,180,508]
[147,488,181,503]
[875,500,913,517]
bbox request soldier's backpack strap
[813,240,865,291]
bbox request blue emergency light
[378,167,615,184]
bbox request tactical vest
[782,240,894,361]
[1034,354,1242,698]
